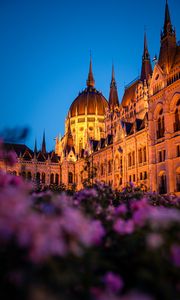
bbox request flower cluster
[0,145,179,300]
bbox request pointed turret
[41,131,46,154]
[109,64,119,109]
[158,0,176,73]
[163,0,174,37]
[64,121,74,155]
[86,56,95,88]
[140,32,152,81]
[34,138,37,156]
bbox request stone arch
[153,102,163,120]
[158,170,167,194]
[42,172,46,184]
[169,92,180,112]
[50,173,54,184]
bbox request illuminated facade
[1,1,180,194]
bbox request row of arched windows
[156,100,180,139]
[9,171,59,185]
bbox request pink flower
[90,220,105,245]
[115,204,127,215]
[103,272,123,293]
[171,244,180,267]
[114,219,134,235]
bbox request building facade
[1,1,180,194]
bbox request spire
[41,131,46,154]
[109,64,119,109]
[34,138,37,155]
[158,0,176,73]
[64,121,74,155]
[140,32,152,81]
[163,0,173,35]
[86,55,95,88]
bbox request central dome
[69,87,108,117]
[68,57,108,118]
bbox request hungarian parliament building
[1,1,180,194]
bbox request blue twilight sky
[0,0,180,151]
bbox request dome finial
[86,53,95,88]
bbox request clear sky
[0,0,180,151]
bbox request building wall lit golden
[1,1,180,194]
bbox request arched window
[132,151,135,166]
[128,153,132,167]
[157,109,165,139]
[159,173,167,194]
[36,172,40,184]
[27,172,32,180]
[101,163,104,176]
[174,100,180,132]
[138,148,143,164]
[176,170,180,192]
[22,171,26,179]
[68,172,73,184]
[108,160,112,174]
[55,173,59,185]
[42,172,46,184]
[143,147,147,162]
[50,173,54,184]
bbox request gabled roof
[3,143,33,157]
[121,79,139,107]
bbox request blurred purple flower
[103,272,123,293]
[114,219,134,235]
[5,150,17,166]
[115,204,127,216]
[171,244,180,267]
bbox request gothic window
[159,173,167,194]
[42,172,46,184]
[128,153,132,167]
[138,148,143,164]
[159,151,162,162]
[143,147,147,162]
[140,172,143,180]
[132,151,135,165]
[68,172,73,184]
[157,109,165,139]
[176,171,180,192]
[22,171,26,179]
[129,175,132,182]
[108,160,112,174]
[101,163,104,176]
[177,145,180,157]
[50,173,54,184]
[144,171,147,180]
[27,172,32,180]
[55,173,59,185]
[115,156,119,171]
[36,172,40,184]
[133,174,135,182]
[174,99,180,132]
